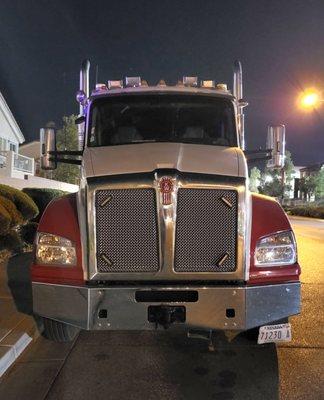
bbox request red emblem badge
[160,177,173,205]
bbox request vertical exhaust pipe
[77,59,90,150]
[233,60,247,150]
[233,60,243,101]
[80,59,90,111]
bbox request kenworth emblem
[159,177,173,205]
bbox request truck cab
[32,62,300,342]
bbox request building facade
[0,90,77,192]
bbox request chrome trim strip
[77,176,89,281]
[32,282,301,331]
[87,172,247,281]
[244,190,252,281]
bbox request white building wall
[0,91,78,193]
[0,91,24,152]
[0,175,78,193]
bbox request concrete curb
[0,253,40,378]
[0,315,40,377]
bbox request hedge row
[286,205,324,219]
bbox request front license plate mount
[258,323,292,344]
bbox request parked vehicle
[32,60,300,343]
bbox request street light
[298,88,322,110]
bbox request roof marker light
[108,80,123,89]
[201,80,215,88]
[141,80,149,86]
[125,77,141,87]
[216,83,228,91]
[157,79,167,86]
[183,76,198,87]
[95,83,108,91]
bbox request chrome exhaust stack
[233,61,248,150]
[76,59,90,150]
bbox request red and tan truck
[32,60,301,343]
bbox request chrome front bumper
[32,282,301,331]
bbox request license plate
[258,323,292,344]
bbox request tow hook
[187,329,215,351]
[148,306,186,329]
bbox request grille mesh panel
[95,189,159,273]
[174,188,238,272]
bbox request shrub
[0,203,11,236]
[22,188,66,222]
[0,230,23,253]
[0,185,39,253]
[0,184,38,221]
[20,222,39,245]
[287,205,324,219]
[0,195,23,228]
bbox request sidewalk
[0,253,40,377]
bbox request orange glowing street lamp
[298,88,323,110]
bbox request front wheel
[41,317,80,342]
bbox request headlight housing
[36,233,77,266]
[254,231,297,267]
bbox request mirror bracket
[75,115,86,125]
[50,157,82,166]
[244,149,272,163]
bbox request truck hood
[83,143,247,178]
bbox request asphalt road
[0,216,323,400]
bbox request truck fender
[31,193,84,285]
[249,193,301,284]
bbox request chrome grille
[95,188,159,273]
[174,188,238,272]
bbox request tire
[42,317,80,343]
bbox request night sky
[0,0,324,165]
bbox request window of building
[9,142,17,152]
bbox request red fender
[31,193,84,285]
[249,194,301,284]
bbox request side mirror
[40,127,57,170]
[267,125,285,169]
[75,115,86,125]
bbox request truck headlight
[36,233,77,266]
[255,231,297,267]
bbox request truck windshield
[88,94,237,147]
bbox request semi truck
[33,60,301,343]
